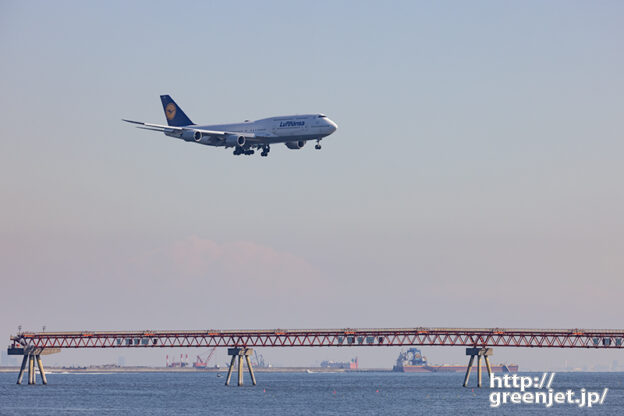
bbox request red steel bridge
[9,327,624,387]
[9,327,624,349]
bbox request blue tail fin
[160,95,194,126]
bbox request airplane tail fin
[160,95,194,126]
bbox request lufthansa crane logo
[165,103,177,120]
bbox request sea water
[1,371,623,415]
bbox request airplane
[123,95,338,157]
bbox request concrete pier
[10,346,58,386]
[225,348,256,387]
[463,347,493,388]
[244,353,257,385]
[462,354,475,387]
[237,355,243,386]
[484,354,493,383]
[36,355,47,385]
[17,355,28,385]
[477,353,482,387]
[28,355,35,385]
[225,354,237,386]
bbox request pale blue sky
[1,1,623,369]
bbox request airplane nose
[327,119,338,133]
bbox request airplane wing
[122,119,227,136]
[122,119,262,144]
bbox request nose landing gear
[315,139,322,150]
[260,145,270,157]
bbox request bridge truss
[9,327,624,388]
[9,327,624,350]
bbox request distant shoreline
[0,366,391,374]
[1,367,617,374]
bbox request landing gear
[315,139,322,150]
[260,145,270,157]
[233,147,255,156]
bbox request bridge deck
[10,327,624,349]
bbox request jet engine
[225,134,246,148]
[180,130,200,142]
[285,140,306,149]
[180,130,212,143]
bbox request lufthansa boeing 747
[123,95,338,157]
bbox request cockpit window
[318,114,326,118]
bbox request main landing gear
[233,146,255,156]
[233,145,270,157]
[260,145,270,157]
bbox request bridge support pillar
[244,353,257,385]
[225,348,256,387]
[463,348,493,388]
[28,354,37,384]
[11,346,55,385]
[484,354,493,383]
[225,354,237,385]
[36,355,48,385]
[17,354,28,385]
[28,354,35,384]
[477,353,482,387]
[237,355,243,386]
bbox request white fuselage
[165,113,338,147]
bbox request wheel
[315,144,321,150]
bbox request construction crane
[166,353,189,368]
[193,347,217,369]
[253,350,267,367]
